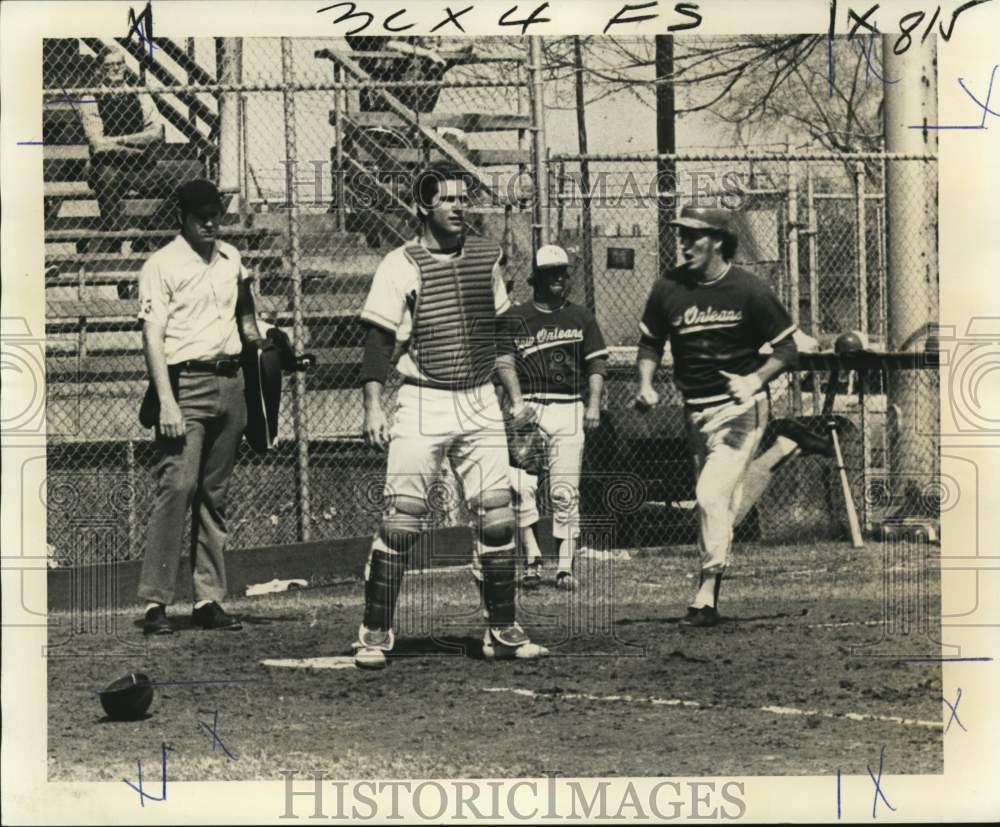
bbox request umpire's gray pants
[138,370,246,605]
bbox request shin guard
[479,553,517,628]
[363,549,406,632]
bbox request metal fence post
[527,37,549,248]
[281,38,311,542]
[805,163,821,413]
[786,162,802,414]
[218,37,241,197]
[126,439,137,556]
[333,62,345,232]
[854,161,868,338]
[556,159,566,239]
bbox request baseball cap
[534,244,570,271]
[176,179,223,213]
[670,206,735,236]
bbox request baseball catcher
[353,162,547,669]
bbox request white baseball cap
[534,244,569,270]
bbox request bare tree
[454,35,885,153]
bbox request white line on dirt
[740,618,883,631]
[482,687,943,730]
[262,656,357,670]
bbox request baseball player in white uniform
[501,245,609,590]
[353,161,548,669]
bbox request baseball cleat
[680,606,721,628]
[555,571,576,592]
[482,623,549,660]
[521,561,543,589]
[352,625,395,670]
[774,419,833,458]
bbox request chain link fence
[42,36,939,566]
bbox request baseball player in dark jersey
[502,245,609,589]
[635,207,799,627]
[354,161,547,669]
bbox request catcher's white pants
[511,400,586,540]
[685,393,769,574]
[383,383,510,507]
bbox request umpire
[136,179,264,635]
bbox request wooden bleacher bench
[342,146,529,167]
[330,111,533,133]
[43,142,204,180]
[45,247,288,263]
[45,225,283,244]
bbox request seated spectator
[78,48,174,248]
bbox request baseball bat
[823,367,864,549]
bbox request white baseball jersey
[138,235,252,364]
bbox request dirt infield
[48,541,943,781]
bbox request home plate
[262,656,356,670]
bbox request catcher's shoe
[680,606,721,628]
[555,571,576,592]
[482,623,548,661]
[521,560,543,589]
[352,625,395,670]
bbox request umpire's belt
[174,358,241,377]
[525,394,581,405]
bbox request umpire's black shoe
[774,419,833,458]
[143,605,173,636]
[680,606,721,628]
[192,602,243,631]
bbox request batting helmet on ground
[98,673,154,721]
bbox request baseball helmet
[669,206,737,239]
[99,672,154,721]
[834,330,868,355]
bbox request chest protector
[97,93,146,138]
[404,237,500,388]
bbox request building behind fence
[41,36,939,566]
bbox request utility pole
[882,34,939,517]
[656,35,677,278]
[574,36,596,312]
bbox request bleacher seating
[46,39,534,441]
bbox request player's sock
[522,526,542,565]
[556,536,574,574]
[692,572,722,609]
[362,548,406,632]
[480,550,517,628]
[145,602,163,614]
[193,599,211,610]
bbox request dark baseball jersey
[639,265,796,405]
[503,301,609,401]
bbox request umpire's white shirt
[359,238,509,384]
[138,235,252,365]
